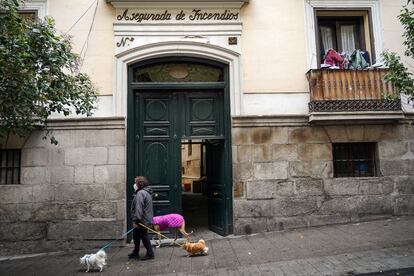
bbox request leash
[97,228,135,252]
[138,223,183,247]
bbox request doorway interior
[181,139,225,240]
[181,140,207,229]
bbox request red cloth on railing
[324,49,343,67]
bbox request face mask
[133,183,138,191]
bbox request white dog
[80,250,107,272]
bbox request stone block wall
[232,120,414,235]
[0,118,126,255]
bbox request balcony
[306,69,403,122]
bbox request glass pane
[351,144,361,160]
[0,170,5,184]
[1,152,6,168]
[133,63,223,82]
[341,25,356,54]
[6,168,13,184]
[320,26,334,55]
[334,160,346,177]
[7,150,14,168]
[13,168,19,184]
[359,161,370,177]
[14,151,20,167]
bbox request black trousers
[133,226,154,256]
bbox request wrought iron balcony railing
[306,69,401,113]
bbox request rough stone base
[0,118,127,255]
[232,121,414,235]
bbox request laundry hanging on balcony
[348,49,370,70]
[322,48,370,70]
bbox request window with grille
[0,149,21,184]
[333,143,377,177]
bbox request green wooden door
[206,139,227,235]
[135,92,181,216]
[127,58,233,236]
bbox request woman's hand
[133,222,138,228]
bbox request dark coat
[131,186,153,225]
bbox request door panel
[143,141,169,185]
[185,92,223,138]
[136,92,180,216]
[206,139,227,235]
[132,90,229,234]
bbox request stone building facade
[0,119,126,254]
[1,0,413,254]
[232,120,414,234]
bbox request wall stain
[252,128,271,144]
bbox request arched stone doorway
[126,56,233,236]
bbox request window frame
[318,16,365,54]
[0,149,22,185]
[19,0,47,19]
[313,8,376,68]
[332,142,379,178]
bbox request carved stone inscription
[117,9,239,23]
[116,37,134,47]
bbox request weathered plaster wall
[42,0,411,117]
[382,0,408,57]
[240,0,308,93]
[232,121,414,234]
[48,0,115,96]
[0,118,126,255]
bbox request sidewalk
[1,217,414,276]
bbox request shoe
[128,251,139,259]
[141,254,154,261]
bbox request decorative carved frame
[113,41,242,116]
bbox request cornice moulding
[107,1,248,9]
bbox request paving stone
[228,237,259,266]
[258,263,286,275]
[1,218,414,275]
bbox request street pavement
[0,217,413,275]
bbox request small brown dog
[181,239,209,257]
